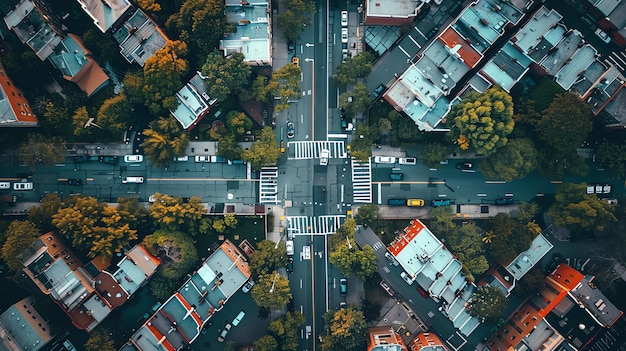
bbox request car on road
[13,182,33,191]
[406,199,424,207]
[217,323,232,342]
[242,280,254,293]
[99,155,118,164]
[587,184,611,194]
[495,197,514,205]
[416,286,429,298]
[292,56,299,66]
[286,240,294,256]
[388,199,407,206]
[232,311,246,326]
[373,156,396,164]
[384,251,399,266]
[342,48,348,62]
[390,172,403,181]
[320,149,329,166]
[370,84,387,101]
[431,199,451,207]
[122,176,143,184]
[67,179,82,186]
[74,155,91,163]
[341,11,348,27]
[340,278,348,296]
[286,121,295,138]
[124,155,143,163]
[0,182,9,189]
[379,281,394,296]
[399,157,417,165]
[400,272,414,285]
[341,28,348,43]
[195,155,210,163]
[595,28,611,43]
[456,162,473,170]
[606,198,618,206]
[286,257,294,273]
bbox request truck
[319,149,329,166]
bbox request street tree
[1,220,40,271]
[166,0,228,60]
[143,230,199,279]
[72,106,93,137]
[116,197,150,231]
[548,183,616,236]
[478,138,537,181]
[97,94,131,136]
[323,306,367,351]
[485,213,534,264]
[468,286,507,323]
[449,86,514,155]
[420,142,453,169]
[514,201,540,223]
[594,141,626,179]
[28,193,62,232]
[537,148,588,179]
[339,83,371,118]
[242,127,281,169]
[446,223,489,278]
[333,52,375,87]
[349,123,377,162]
[19,133,66,170]
[329,218,357,249]
[249,240,287,278]
[513,266,546,298]
[84,328,115,351]
[43,101,72,137]
[122,70,145,106]
[329,240,378,280]
[142,40,188,115]
[536,92,591,155]
[201,51,252,102]
[252,335,278,351]
[275,0,315,41]
[428,206,456,239]
[141,117,190,168]
[268,311,305,351]
[136,0,160,12]
[251,271,292,310]
[265,64,301,112]
[354,204,380,228]
[148,193,204,233]
[217,134,244,161]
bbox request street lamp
[346,237,353,250]
[269,272,279,294]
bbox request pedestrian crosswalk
[287,215,346,236]
[287,141,348,160]
[351,159,372,203]
[259,167,279,204]
[605,51,626,74]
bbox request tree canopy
[249,240,288,278]
[478,138,538,181]
[446,223,489,278]
[19,133,66,170]
[140,117,190,168]
[333,52,374,87]
[96,94,132,136]
[1,220,40,271]
[142,40,188,114]
[536,92,591,155]
[251,271,292,310]
[322,306,367,351]
[594,141,626,179]
[143,230,199,279]
[268,311,305,351]
[252,335,279,351]
[339,83,370,118]
[148,193,204,233]
[265,64,301,112]
[484,213,535,264]
[449,86,514,156]
[468,286,507,323]
[354,204,380,228]
[201,52,252,102]
[420,142,452,169]
[275,0,315,41]
[28,193,62,232]
[242,127,281,169]
[349,123,377,162]
[84,329,115,351]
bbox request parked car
[98,156,118,164]
[74,155,91,163]
[242,280,254,293]
[0,182,10,189]
[384,251,399,266]
[379,281,394,296]
[390,172,403,181]
[431,199,451,207]
[416,286,429,298]
[195,155,211,163]
[399,157,417,165]
[606,198,618,206]
[340,278,348,296]
[455,162,473,170]
[287,257,294,273]
[67,179,82,186]
[232,311,246,327]
[174,156,189,161]
[122,176,143,184]
[595,28,611,43]
[495,198,514,205]
[124,155,143,163]
[400,272,414,285]
[373,156,396,164]
[217,323,232,342]
[340,10,348,27]
[406,199,424,207]
[341,28,348,43]
[286,240,294,256]
[287,121,295,138]
[13,182,33,191]
[388,199,407,206]
[587,184,611,194]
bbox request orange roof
[388,220,424,256]
[438,27,482,68]
[548,264,584,291]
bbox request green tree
[148,275,179,301]
[323,306,367,351]
[28,194,62,232]
[116,197,150,232]
[420,142,452,169]
[513,266,546,298]
[201,52,252,101]
[19,133,66,170]
[329,242,378,280]
[1,220,39,271]
[252,335,278,351]
[339,83,371,118]
[224,214,238,228]
[515,202,540,223]
[249,240,287,278]
[548,183,616,236]
[137,0,161,12]
[537,148,588,179]
[226,111,253,136]
[122,70,145,106]
[82,28,120,62]
[242,127,280,169]
[329,218,357,249]
[349,123,377,162]
[449,86,514,156]
[428,206,456,239]
[251,272,292,310]
[333,52,374,87]
[143,230,199,279]
[217,134,244,161]
[84,328,115,351]
[478,138,538,181]
[97,94,131,136]
[72,106,93,136]
[142,40,188,115]
[141,117,190,168]
[536,92,591,155]
[485,213,534,264]
[595,141,626,179]
[446,223,489,278]
[354,204,379,228]
[265,64,301,112]
[268,311,305,351]
[468,286,507,323]
[275,0,315,41]
[148,193,204,233]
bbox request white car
[13,182,33,190]
[242,280,254,293]
[174,156,189,161]
[400,272,414,285]
[195,155,210,163]
[373,156,396,164]
[341,11,348,27]
[124,155,143,163]
[320,149,329,166]
[398,157,416,165]
[595,28,611,43]
[341,28,348,43]
[217,323,232,342]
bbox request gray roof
[572,275,623,327]
[0,297,52,351]
[112,9,167,66]
[220,1,270,65]
[3,0,62,60]
[76,0,133,33]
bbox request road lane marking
[149,178,258,182]
[398,45,410,58]
[373,181,444,185]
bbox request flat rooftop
[512,6,563,55]
[365,0,420,18]
[506,233,553,280]
[77,0,132,33]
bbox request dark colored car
[67,179,82,186]
[495,198,514,205]
[287,257,294,273]
[340,278,347,296]
[98,156,118,164]
[74,155,91,163]
[286,121,295,138]
[455,162,473,170]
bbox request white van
[0,182,10,189]
[122,176,144,184]
[124,155,143,163]
[13,182,33,190]
[286,240,294,256]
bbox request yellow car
[292,56,299,66]
[406,199,424,207]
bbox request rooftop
[511,6,563,55]
[571,275,624,327]
[506,233,553,280]
[364,0,420,19]
[480,42,532,92]
[409,332,449,351]
[0,63,38,126]
[76,0,133,33]
[367,326,407,351]
[114,245,160,295]
[170,73,216,130]
[112,9,167,66]
[220,2,271,66]
[3,0,63,60]
[0,296,52,351]
[546,295,603,350]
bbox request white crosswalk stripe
[351,158,372,203]
[259,167,279,204]
[287,141,348,160]
[286,215,346,236]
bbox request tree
[123,70,145,106]
[143,230,199,279]
[349,123,377,162]
[468,286,507,323]
[249,240,287,278]
[329,218,357,249]
[536,92,591,155]
[242,127,281,169]
[428,206,456,239]
[268,311,305,351]
[420,142,452,169]
[446,223,489,277]
[19,133,66,170]
[141,117,190,168]
[537,148,588,179]
[275,0,315,41]
[84,328,115,351]
[265,64,301,112]
[251,272,292,310]
[137,0,161,12]
[28,193,62,232]
[513,267,546,298]
[333,52,375,87]
[148,193,204,232]
[478,138,538,181]
[116,197,150,232]
[226,111,253,136]
[548,183,616,236]
[594,141,626,179]
[354,204,379,228]
[201,52,252,101]
[449,86,514,156]
[252,335,278,351]
[329,242,378,280]
[485,213,534,264]
[97,94,131,136]
[323,306,367,351]
[1,220,39,271]
[72,106,93,136]
[339,83,371,118]
[217,134,244,160]
[142,40,188,114]
[514,201,540,223]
